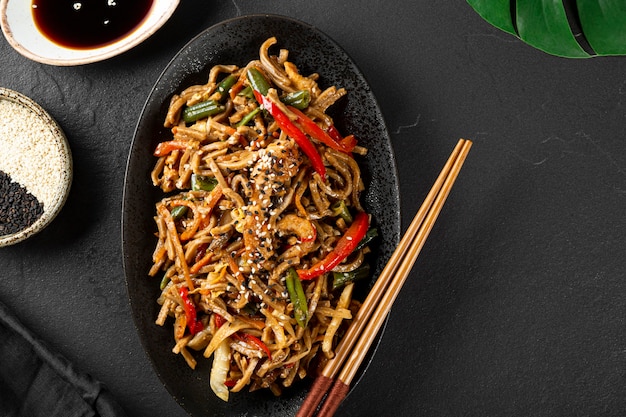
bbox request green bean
[282,90,311,110]
[331,200,353,223]
[237,85,254,99]
[191,174,218,191]
[332,264,371,291]
[182,100,225,123]
[216,74,238,99]
[356,228,378,251]
[236,107,262,127]
[247,67,271,96]
[159,275,170,291]
[170,205,188,220]
[286,267,308,328]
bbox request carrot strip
[190,251,213,274]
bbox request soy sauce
[31,0,154,50]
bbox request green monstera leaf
[467,0,626,58]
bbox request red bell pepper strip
[253,90,326,179]
[179,286,204,335]
[297,211,370,280]
[340,135,358,151]
[287,106,352,153]
[153,140,189,157]
[214,313,226,329]
[234,332,272,359]
[243,333,272,359]
[327,124,358,153]
[326,124,343,142]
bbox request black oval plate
[122,14,400,417]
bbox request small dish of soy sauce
[0,0,180,66]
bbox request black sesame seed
[0,170,44,236]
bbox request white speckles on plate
[0,87,72,246]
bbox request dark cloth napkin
[0,301,128,417]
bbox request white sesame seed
[0,97,69,209]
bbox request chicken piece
[242,139,303,270]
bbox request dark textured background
[1,1,626,416]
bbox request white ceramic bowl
[0,0,180,66]
[0,88,72,247]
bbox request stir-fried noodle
[149,38,376,400]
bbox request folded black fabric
[0,301,128,417]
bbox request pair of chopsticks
[296,138,473,417]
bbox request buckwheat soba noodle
[149,37,377,401]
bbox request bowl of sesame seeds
[0,87,72,247]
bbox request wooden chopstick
[296,138,473,417]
